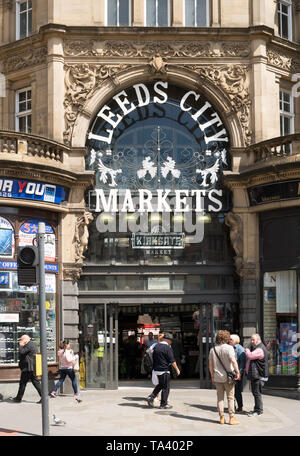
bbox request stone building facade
[0,0,300,390]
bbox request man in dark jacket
[146,333,180,410]
[245,333,269,417]
[10,334,42,403]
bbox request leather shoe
[9,397,22,403]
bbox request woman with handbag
[50,340,82,402]
[209,330,240,425]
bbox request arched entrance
[78,80,239,389]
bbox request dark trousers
[53,368,78,394]
[150,372,170,406]
[234,375,244,409]
[251,379,264,413]
[16,370,42,400]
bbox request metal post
[38,222,49,436]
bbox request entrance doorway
[80,302,118,389]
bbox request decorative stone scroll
[63,39,251,59]
[267,47,300,73]
[63,63,131,145]
[187,64,251,146]
[2,47,48,73]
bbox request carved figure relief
[74,211,94,263]
[225,211,244,275]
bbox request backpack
[143,348,154,374]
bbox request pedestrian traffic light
[17,245,39,286]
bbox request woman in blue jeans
[229,334,246,412]
[50,340,81,402]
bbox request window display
[263,271,298,375]
[0,271,56,365]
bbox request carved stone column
[225,211,260,346]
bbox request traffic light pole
[38,222,49,436]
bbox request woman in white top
[50,340,81,402]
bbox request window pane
[283,116,291,135]
[27,114,32,133]
[158,0,169,26]
[197,0,207,26]
[185,0,195,26]
[116,276,144,290]
[28,9,32,34]
[20,12,27,38]
[20,1,27,13]
[146,0,156,26]
[18,116,27,132]
[107,0,118,25]
[282,15,289,38]
[147,277,170,290]
[119,0,130,25]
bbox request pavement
[0,380,300,438]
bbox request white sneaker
[50,391,57,398]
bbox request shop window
[147,276,170,290]
[145,0,170,26]
[16,0,32,40]
[277,0,293,41]
[263,271,298,376]
[19,219,56,262]
[0,217,14,258]
[184,0,208,26]
[279,90,294,136]
[0,272,56,365]
[15,88,32,133]
[106,0,131,26]
[78,276,115,291]
[116,276,144,290]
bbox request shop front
[78,80,240,388]
[260,207,300,389]
[0,192,62,380]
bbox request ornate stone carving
[149,54,167,74]
[187,64,251,146]
[64,40,251,58]
[63,266,83,283]
[2,47,48,73]
[267,48,300,73]
[225,211,243,275]
[64,63,131,145]
[74,211,94,264]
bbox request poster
[19,219,56,262]
[0,217,14,257]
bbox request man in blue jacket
[229,334,246,413]
[146,333,180,409]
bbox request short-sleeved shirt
[209,344,236,383]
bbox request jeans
[16,370,42,400]
[150,372,170,406]
[54,368,78,394]
[250,379,264,413]
[234,374,244,409]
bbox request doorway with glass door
[79,302,118,389]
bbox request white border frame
[277,0,293,41]
[279,89,295,135]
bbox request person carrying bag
[209,330,240,425]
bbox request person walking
[9,334,42,403]
[50,340,81,402]
[145,332,156,349]
[209,330,240,425]
[245,333,269,417]
[146,333,180,410]
[229,334,246,413]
